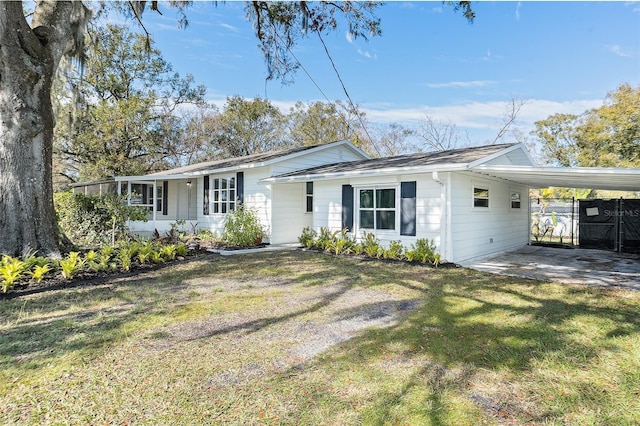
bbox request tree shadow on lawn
[0,257,226,376]
[270,273,640,425]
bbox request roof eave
[263,163,470,183]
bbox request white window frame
[510,190,522,210]
[155,184,163,213]
[211,176,236,214]
[356,185,398,232]
[472,185,490,209]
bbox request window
[156,185,163,212]
[359,188,396,230]
[212,177,236,214]
[305,182,313,213]
[473,187,489,208]
[510,191,521,209]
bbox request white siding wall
[270,182,313,244]
[449,172,529,263]
[313,179,348,232]
[311,174,446,254]
[196,168,273,239]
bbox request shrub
[28,264,52,283]
[161,244,177,261]
[405,238,439,265]
[59,252,84,280]
[0,255,28,293]
[176,242,188,257]
[221,205,267,247]
[327,229,356,255]
[360,232,381,258]
[55,191,148,248]
[314,227,334,251]
[383,240,405,260]
[298,226,317,249]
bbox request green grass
[1,251,638,425]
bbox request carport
[472,164,640,253]
[464,164,640,288]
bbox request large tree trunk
[0,1,89,257]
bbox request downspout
[432,171,451,262]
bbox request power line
[271,24,377,155]
[316,31,378,156]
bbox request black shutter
[400,181,416,236]
[203,175,210,215]
[162,180,168,215]
[342,184,354,231]
[236,171,244,204]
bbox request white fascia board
[473,165,640,175]
[262,163,469,184]
[115,174,190,182]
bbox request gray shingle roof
[272,143,517,178]
[147,144,326,176]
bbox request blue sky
[131,1,639,153]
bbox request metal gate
[579,199,640,253]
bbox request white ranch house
[72,140,640,263]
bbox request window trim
[356,185,398,232]
[472,184,490,209]
[305,182,313,213]
[210,176,236,214]
[510,189,522,210]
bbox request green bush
[405,238,439,265]
[221,205,267,247]
[55,191,148,248]
[326,229,356,255]
[296,229,443,267]
[0,255,28,293]
[383,240,404,260]
[298,227,317,249]
[314,227,334,251]
[59,252,84,280]
[360,232,381,258]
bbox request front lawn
[1,251,638,424]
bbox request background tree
[533,84,639,168]
[533,113,579,167]
[53,24,206,184]
[358,122,416,157]
[415,116,469,152]
[286,100,363,146]
[212,96,287,157]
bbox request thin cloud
[515,2,522,20]
[357,49,377,59]
[425,80,495,89]
[219,22,239,33]
[360,98,602,131]
[607,44,633,57]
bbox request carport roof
[471,165,640,191]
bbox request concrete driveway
[463,245,640,291]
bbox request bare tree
[492,96,529,144]
[415,116,470,152]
